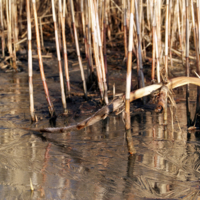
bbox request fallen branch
[24,77,200,133]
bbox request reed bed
[1,0,200,130]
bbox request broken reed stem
[125,0,134,131]
[26,0,37,122]
[70,0,87,99]
[61,0,71,98]
[32,0,55,118]
[52,0,67,113]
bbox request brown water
[0,60,200,200]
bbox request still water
[0,67,200,200]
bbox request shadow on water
[0,70,200,199]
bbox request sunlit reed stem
[135,0,145,89]
[26,0,37,122]
[61,0,71,98]
[125,0,134,130]
[93,0,109,104]
[0,0,5,58]
[70,0,87,98]
[32,0,55,118]
[164,0,169,78]
[152,0,160,83]
[88,0,104,100]
[103,0,108,88]
[185,0,189,78]
[52,0,67,113]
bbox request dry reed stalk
[85,0,94,74]
[181,0,186,58]
[26,0,37,122]
[32,0,55,118]
[70,0,87,98]
[61,0,71,97]
[39,17,44,50]
[185,0,190,78]
[197,0,200,73]
[88,0,104,100]
[107,0,111,41]
[168,0,172,68]
[93,0,109,104]
[52,0,67,113]
[0,0,5,58]
[135,0,145,89]
[155,30,160,83]
[156,0,162,58]
[6,0,12,66]
[81,0,90,78]
[191,0,200,74]
[58,0,62,52]
[103,0,108,89]
[151,0,156,82]
[176,0,184,65]
[152,0,160,83]
[123,0,128,61]
[164,0,169,78]
[125,0,134,130]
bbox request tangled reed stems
[1,0,200,130]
